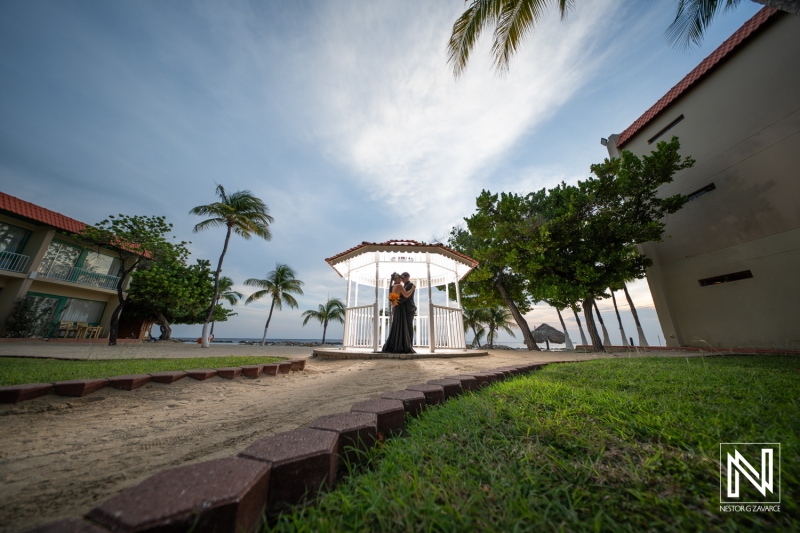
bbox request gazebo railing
[432,304,466,350]
[343,304,375,349]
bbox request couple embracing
[382,271,416,354]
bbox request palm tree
[572,306,589,347]
[462,306,490,347]
[592,300,612,347]
[609,287,630,347]
[484,306,517,349]
[244,264,304,346]
[622,281,649,346]
[210,276,242,337]
[302,297,346,344]
[190,185,273,347]
[447,0,797,76]
[555,307,574,350]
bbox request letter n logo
[720,443,780,504]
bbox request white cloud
[301,0,622,235]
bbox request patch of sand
[0,342,691,532]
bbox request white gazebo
[325,240,478,353]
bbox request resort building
[0,191,136,339]
[605,8,800,349]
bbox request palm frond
[447,0,503,77]
[665,0,739,49]
[244,290,269,305]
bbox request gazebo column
[342,265,352,350]
[454,270,466,351]
[427,253,435,353]
[373,252,380,352]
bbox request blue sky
[0,0,763,344]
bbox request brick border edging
[0,359,306,404]
[28,362,548,533]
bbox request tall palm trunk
[572,306,588,347]
[495,279,539,351]
[260,298,277,346]
[610,289,629,347]
[592,299,612,347]
[322,320,328,344]
[202,226,232,348]
[556,308,574,350]
[623,282,649,346]
[582,297,604,352]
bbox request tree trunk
[471,325,479,347]
[623,282,649,347]
[203,225,233,348]
[108,302,124,346]
[154,310,172,340]
[488,326,495,349]
[593,300,612,347]
[495,280,539,351]
[322,320,328,344]
[210,320,216,336]
[572,306,588,347]
[260,298,277,346]
[610,289,629,347]
[556,307,574,350]
[582,297,604,352]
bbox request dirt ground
[0,342,681,532]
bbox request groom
[400,272,416,344]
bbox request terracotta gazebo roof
[617,7,780,148]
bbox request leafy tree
[244,263,304,346]
[622,281,648,346]
[127,255,231,340]
[210,276,242,337]
[449,209,541,350]
[301,297,346,344]
[483,306,517,348]
[2,297,50,338]
[190,185,273,347]
[447,0,797,76]
[75,215,182,345]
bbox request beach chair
[86,326,103,339]
[74,322,89,339]
[55,321,73,338]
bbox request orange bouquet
[388,293,400,307]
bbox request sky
[0,0,764,345]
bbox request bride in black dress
[381,272,416,353]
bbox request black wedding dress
[381,291,416,354]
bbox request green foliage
[271,355,799,531]
[2,298,50,338]
[483,306,517,348]
[128,256,233,330]
[0,356,285,386]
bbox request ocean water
[175,337,342,345]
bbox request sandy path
[0,343,660,532]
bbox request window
[647,114,684,144]
[698,270,753,287]
[687,183,716,202]
[38,241,82,280]
[82,252,121,276]
[60,298,106,324]
[0,222,31,254]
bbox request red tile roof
[0,191,87,234]
[325,239,478,273]
[617,7,780,148]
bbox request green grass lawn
[0,356,285,386]
[271,356,798,532]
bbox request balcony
[0,251,30,273]
[38,265,120,291]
